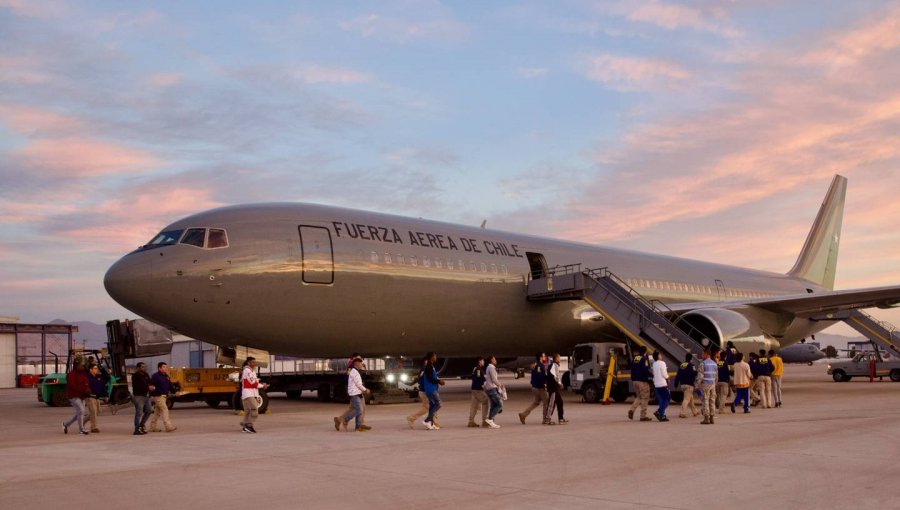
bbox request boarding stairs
[844,310,900,360]
[527,264,707,365]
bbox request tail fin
[787,175,847,290]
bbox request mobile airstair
[527,264,708,365]
[845,310,900,360]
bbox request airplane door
[715,279,726,301]
[526,252,548,279]
[298,226,334,284]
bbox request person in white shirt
[547,353,567,424]
[651,351,671,422]
[240,357,268,433]
[335,357,370,432]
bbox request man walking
[769,349,784,407]
[731,353,753,414]
[698,350,718,424]
[757,349,774,408]
[422,352,444,430]
[519,353,551,425]
[62,360,90,435]
[628,345,653,422]
[336,356,370,431]
[149,362,176,432]
[675,353,699,418]
[85,363,107,433]
[483,356,504,428]
[548,353,567,424]
[240,357,268,433]
[131,362,152,435]
[714,347,730,414]
[467,357,488,427]
[651,351,670,422]
[406,355,440,429]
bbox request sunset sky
[1,1,899,335]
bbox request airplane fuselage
[104,203,835,358]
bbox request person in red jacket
[62,360,90,435]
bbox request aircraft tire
[582,381,601,403]
[808,362,814,366]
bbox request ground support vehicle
[260,358,420,405]
[827,354,900,382]
[568,341,686,404]
[37,349,130,408]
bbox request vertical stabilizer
[787,175,846,290]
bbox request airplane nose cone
[104,254,152,311]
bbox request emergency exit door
[298,226,334,284]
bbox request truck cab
[569,342,631,403]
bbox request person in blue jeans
[130,362,153,435]
[421,352,445,430]
[651,351,671,422]
[483,356,504,428]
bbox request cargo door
[298,225,334,284]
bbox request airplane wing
[665,285,900,317]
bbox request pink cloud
[18,137,160,176]
[580,54,689,91]
[626,1,741,38]
[0,56,52,84]
[519,5,900,295]
[62,187,224,253]
[0,104,85,134]
[803,6,900,68]
[146,72,182,87]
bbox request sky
[1,0,899,336]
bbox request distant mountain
[49,319,108,350]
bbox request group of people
[62,343,785,436]
[62,360,178,436]
[629,342,784,424]
[332,351,568,432]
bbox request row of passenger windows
[369,251,510,275]
[145,228,229,250]
[623,278,775,299]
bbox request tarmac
[2,364,899,510]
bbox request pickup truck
[827,353,900,382]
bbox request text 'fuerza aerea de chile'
[330,221,524,258]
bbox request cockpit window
[207,229,228,249]
[147,229,184,247]
[179,228,206,247]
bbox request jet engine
[676,308,771,350]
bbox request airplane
[104,175,900,364]
[778,341,826,365]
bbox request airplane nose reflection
[104,254,152,311]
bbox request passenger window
[434,259,442,269]
[480,262,487,272]
[370,251,379,263]
[446,259,454,270]
[384,253,392,264]
[501,265,508,275]
[459,260,466,271]
[397,254,405,265]
[468,262,476,271]
[207,229,228,248]
[490,264,497,274]
[410,256,418,267]
[180,228,206,247]
[423,257,431,268]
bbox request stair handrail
[585,267,705,353]
[857,310,900,344]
